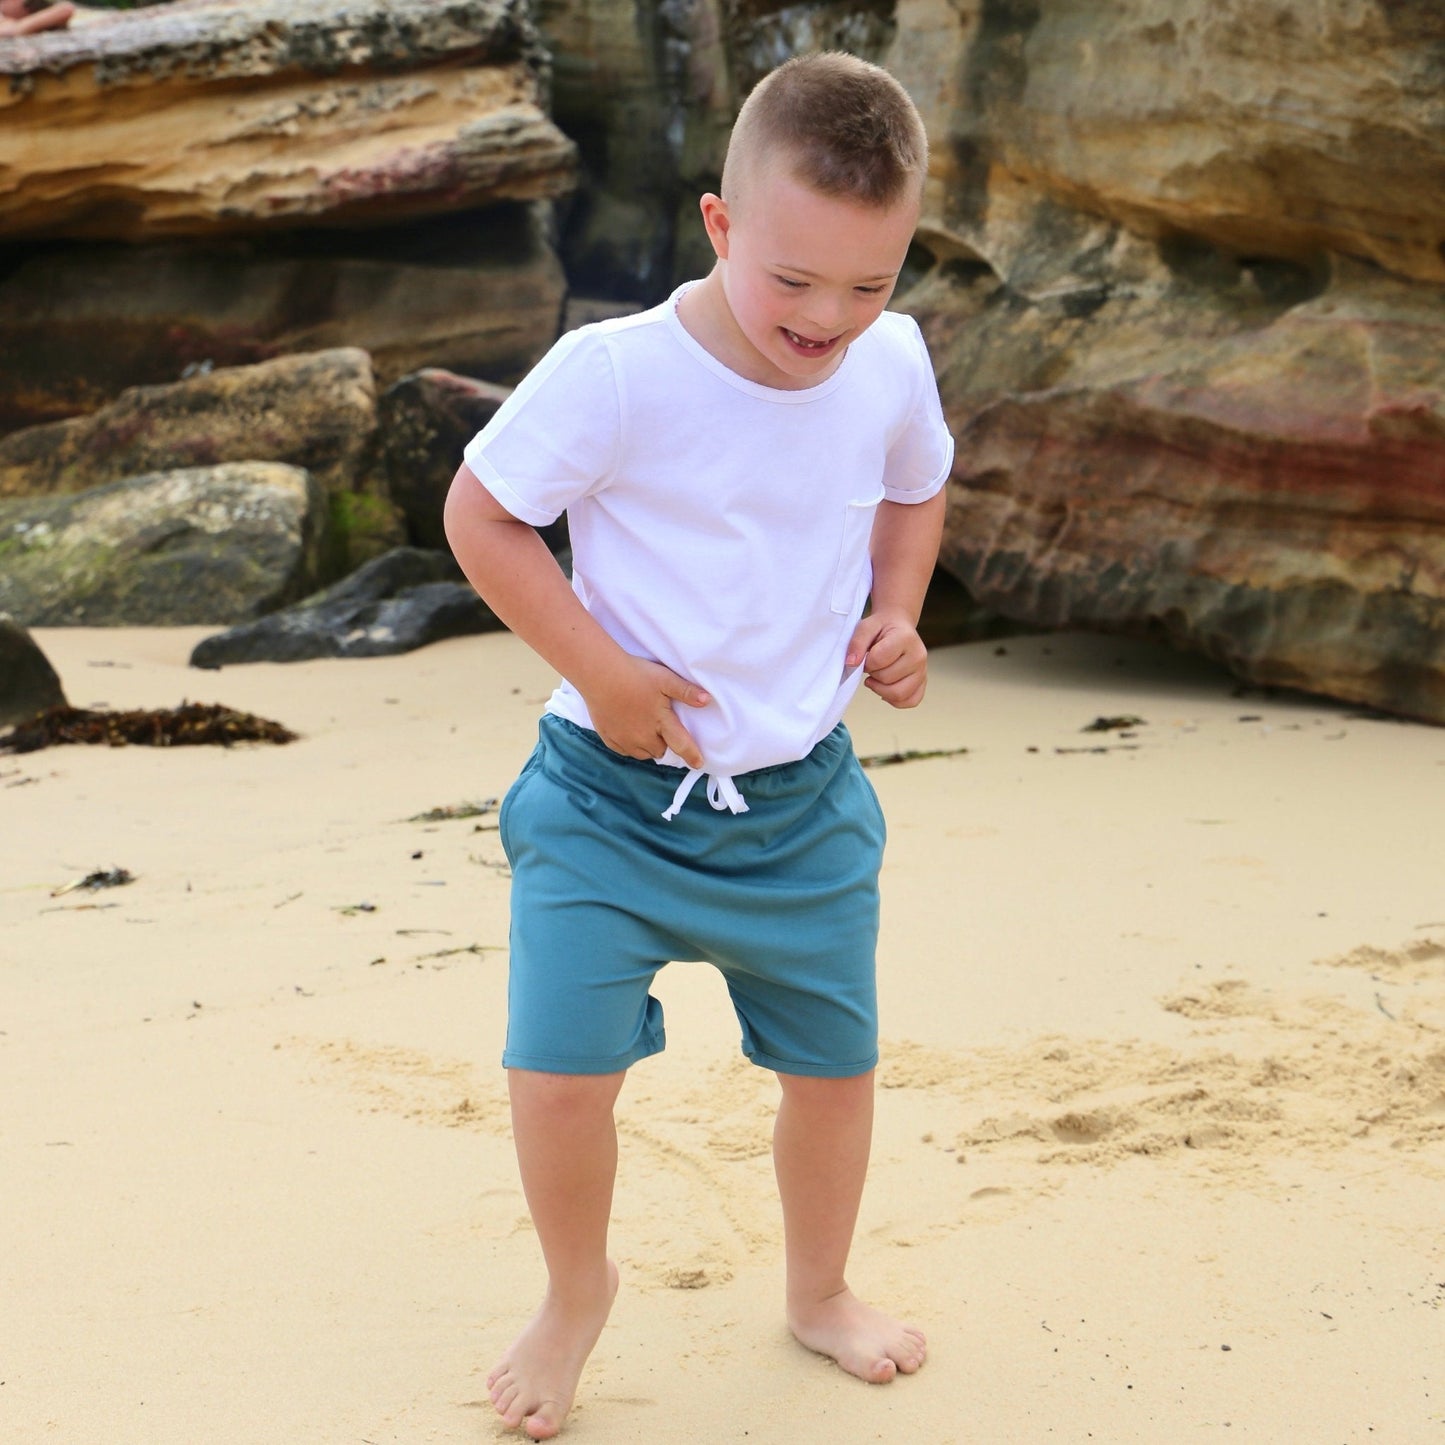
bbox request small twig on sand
[51,867,134,898]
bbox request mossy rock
[326,490,407,579]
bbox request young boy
[444,51,953,1440]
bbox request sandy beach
[3,625,1442,1444]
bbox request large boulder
[0,0,577,240]
[0,462,328,626]
[377,369,512,551]
[876,0,1445,724]
[911,214,1445,724]
[0,347,404,574]
[189,546,502,666]
[0,616,67,728]
[0,349,379,501]
[0,206,566,433]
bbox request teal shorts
[497,715,886,1078]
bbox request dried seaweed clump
[0,703,297,753]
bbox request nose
[801,289,849,335]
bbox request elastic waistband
[540,715,853,820]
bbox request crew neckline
[662,282,855,403]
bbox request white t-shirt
[464,284,953,790]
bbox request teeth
[785,330,828,349]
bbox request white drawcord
[661,768,749,821]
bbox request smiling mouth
[782,328,837,353]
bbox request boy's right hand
[583,655,709,769]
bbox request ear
[698,192,732,260]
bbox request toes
[868,1357,898,1384]
[525,1403,563,1441]
[493,1382,524,1425]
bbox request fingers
[865,670,927,708]
[854,621,928,708]
[660,671,709,709]
[658,713,703,770]
[845,617,882,671]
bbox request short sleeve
[462,328,622,526]
[882,317,954,505]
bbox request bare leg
[487,1068,626,1440]
[773,1069,926,1382]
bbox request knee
[778,1068,875,1115]
[509,1068,625,1125]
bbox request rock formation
[0,462,328,625]
[377,369,513,551]
[3,0,1444,718]
[189,547,503,667]
[0,349,379,502]
[890,0,1445,723]
[0,0,572,430]
[0,0,577,239]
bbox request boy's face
[698,163,920,390]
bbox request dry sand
[3,626,1442,1443]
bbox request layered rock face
[0,0,573,430]
[1,0,1442,717]
[890,0,1445,723]
[0,0,576,239]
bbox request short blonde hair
[722,52,928,210]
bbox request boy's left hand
[845,610,928,709]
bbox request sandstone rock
[377,369,512,551]
[0,349,378,501]
[0,615,67,727]
[904,0,1445,286]
[0,0,577,240]
[189,546,501,667]
[0,206,566,432]
[537,0,734,298]
[0,462,328,626]
[911,237,1445,725]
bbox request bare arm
[0,1,73,37]
[844,489,947,709]
[443,464,708,766]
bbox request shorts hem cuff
[502,1037,664,1075]
[744,1048,879,1079]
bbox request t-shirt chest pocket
[829,489,885,614]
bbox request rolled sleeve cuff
[461,441,561,528]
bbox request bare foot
[788,1287,926,1383]
[488,1261,620,1439]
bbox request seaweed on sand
[0,703,297,753]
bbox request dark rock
[189,546,508,666]
[0,207,566,433]
[377,369,513,551]
[0,615,67,728]
[0,462,328,626]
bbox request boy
[445,51,953,1440]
